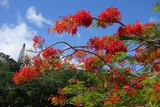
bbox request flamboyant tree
[13,7,160,106]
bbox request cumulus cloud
[0,0,9,8]
[26,6,52,27]
[0,22,37,60]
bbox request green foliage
[142,78,156,85]
[153,0,160,12]
[64,82,104,107]
[64,81,86,96]
[0,52,20,71]
[83,91,104,107]
[0,68,86,106]
[112,52,129,63]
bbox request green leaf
[91,22,98,28]
[70,96,84,103]
[141,66,150,73]
[142,78,156,85]
[112,52,128,62]
[26,49,34,52]
[153,2,160,12]
[63,81,86,95]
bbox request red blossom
[134,48,160,65]
[42,47,61,59]
[111,95,120,104]
[115,72,124,82]
[12,66,40,84]
[87,36,101,50]
[68,78,78,84]
[31,71,39,78]
[126,68,131,72]
[105,54,114,63]
[12,71,24,85]
[87,36,127,54]
[135,83,141,88]
[74,50,87,59]
[114,21,155,37]
[32,55,43,71]
[85,57,98,72]
[122,85,136,96]
[49,10,92,35]
[126,21,144,36]
[104,95,120,105]
[49,95,65,104]
[135,47,144,54]
[152,63,160,72]
[114,26,125,37]
[73,10,92,27]
[153,83,160,91]
[113,84,119,93]
[74,100,83,106]
[33,36,45,49]
[58,89,68,95]
[54,61,62,69]
[144,22,155,29]
[98,7,122,28]
[104,100,112,105]
[91,85,95,91]
[49,15,77,35]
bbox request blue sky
[0,0,159,60]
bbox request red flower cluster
[122,85,136,96]
[85,56,99,72]
[104,95,120,105]
[73,10,92,27]
[134,48,160,70]
[98,7,122,28]
[114,21,155,37]
[153,83,160,91]
[42,47,62,59]
[13,66,39,84]
[33,36,45,49]
[49,95,65,105]
[105,54,114,63]
[87,36,127,54]
[73,50,87,63]
[48,10,92,35]
[152,63,160,72]
[49,15,77,35]
[13,47,64,85]
[32,55,43,71]
[74,100,84,106]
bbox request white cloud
[1,0,8,6]
[0,0,9,8]
[149,17,159,23]
[76,32,81,38]
[0,21,37,61]
[26,6,52,27]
